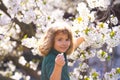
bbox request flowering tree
[0,0,120,80]
[68,0,120,80]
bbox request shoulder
[44,52,56,62]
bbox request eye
[58,38,62,41]
[66,38,70,41]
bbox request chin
[60,50,67,53]
[58,49,67,53]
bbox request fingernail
[61,53,64,55]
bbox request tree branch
[0,74,14,80]
[0,0,36,38]
[1,54,41,80]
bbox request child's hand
[55,53,65,67]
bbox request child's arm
[74,37,85,49]
[50,53,65,80]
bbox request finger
[60,53,64,55]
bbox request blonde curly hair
[39,21,74,56]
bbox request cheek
[55,41,59,45]
[54,41,60,47]
[67,41,71,46]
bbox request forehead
[55,29,69,34]
[55,32,69,38]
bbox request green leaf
[116,68,120,74]
[84,77,90,80]
[0,13,2,16]
[43,0,47,5]
[101,51,106,57]
[106,55,111,61]
[76,17,82,23]
[92,72,98,79]
[75,30,80,34]
[48,16,51,20]
[23,34,28,39]
[110,30,115,38]
[84,27,90,35]
[99,22,104,28]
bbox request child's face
[54,32,70,53]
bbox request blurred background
[0,0,120,80]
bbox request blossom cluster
[0,0,120,80]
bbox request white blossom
[18,56,27,66]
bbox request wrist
[55,63,63,70]
[81,37,85,41]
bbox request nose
[62,41,67,45]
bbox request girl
[39,21,85,80]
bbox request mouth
[60,47,68,49]
[60,47,68,51]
